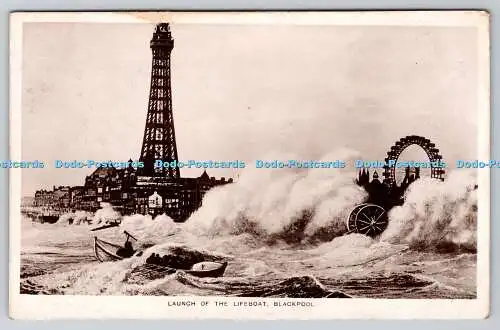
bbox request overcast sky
[21,22,478,195]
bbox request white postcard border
[9,11,491,320]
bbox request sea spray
[381,169,477,253]
[92,203,121,225]
[184,149,367,243]
[74,210,92,225]
[121,213,180,246]
[57,210,92,225]
[57,212,74,225]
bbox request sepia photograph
[9,11,490,319]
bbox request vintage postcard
[9,11,490,319]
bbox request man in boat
[116,240,135,258]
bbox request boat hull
[185,262,228,278]
[93,237,124,262]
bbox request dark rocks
[20,279,59,295]
[124,264,176,285]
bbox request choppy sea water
[20,165,478,298]
[20,215,476,298]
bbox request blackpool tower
[138,23,180,178]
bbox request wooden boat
[184,261,228,278]
[93,237,125,262]
[94,231,227,278]
[93,231,138,262]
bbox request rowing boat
[184,261,228,278]
[93,237,125,262]
[94,235,228,278]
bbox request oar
[90,223,119,232]
[124,230,138,241]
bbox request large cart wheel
[346,203,388,237]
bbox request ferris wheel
[346,135,445,238]
[382,135,445,186]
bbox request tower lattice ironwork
[138,23,180,178]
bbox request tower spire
[138,23,180,178]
